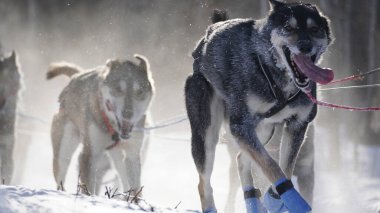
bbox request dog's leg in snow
[293,123,315,205]
[229,108,311,212]
[93,153,110,195]
[263,120,311,213]
[51,113,80,190]
[185,73,224,213]
[279,121,309,181]
[0,134,14,184]
[224,134,240,213]
[79,122,109,194]
[108,130,144,197]
[237,152,268,213]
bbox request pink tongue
[293,54,334,85]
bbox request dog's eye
[283,25,294,33]
[310,26,320,33]
[112,86,123,96]
[134,89,145,100]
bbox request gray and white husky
[0,51,21,185]
[185,1,333,212]
[48,54,154,195]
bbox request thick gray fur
[185,1,331,212]
[0,51,21,185]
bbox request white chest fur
[247,93,313,144]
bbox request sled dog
[0,51,21,185]
[48,54,154,195]
[185,1,332,212]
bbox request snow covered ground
[3,120,380,213]
[0,185,198,213]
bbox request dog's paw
[263,188,287,213]
[274,178,311,213]
[245,197,268,213]
[204,207,217,213]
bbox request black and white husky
[185,1,333,213]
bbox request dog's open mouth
[283,46,334,87]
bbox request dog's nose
[297,40,313,54]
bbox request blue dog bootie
[263,187,287,213]
[274,178,311,213]
[204,207,217,213]
[244,187,268,213]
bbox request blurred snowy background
[0,0,380,212]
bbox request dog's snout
[297,40,313,54]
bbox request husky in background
[0,51,21,184]
[185,0,332,212]
[48,54,154,195]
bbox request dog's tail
[211,9,229,24]
[134,54,150,71]
[46,62,81,80]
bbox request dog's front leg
[109,130,144,198]
[0,134,14,184]
[229,116,284,213]
[230,116,311,213]
[279,121,309,179]
[263,120,311,213]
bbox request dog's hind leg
[185,73,224,213]
[51,113,80,190]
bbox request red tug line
[308,68,380,111]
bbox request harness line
[325,67,380,85]
[309,67,380,111]
[318,84,380,92]
[305,92,380,111]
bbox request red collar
[98,94,121,150]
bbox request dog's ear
[106,59,121,70]
[211,9,229,24]
[269,0,285,10]
[106,59,115,68]
[134,54,150,72]
[9,51,16,64]
[4,51,17,67]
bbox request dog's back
[48,65,106,133]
